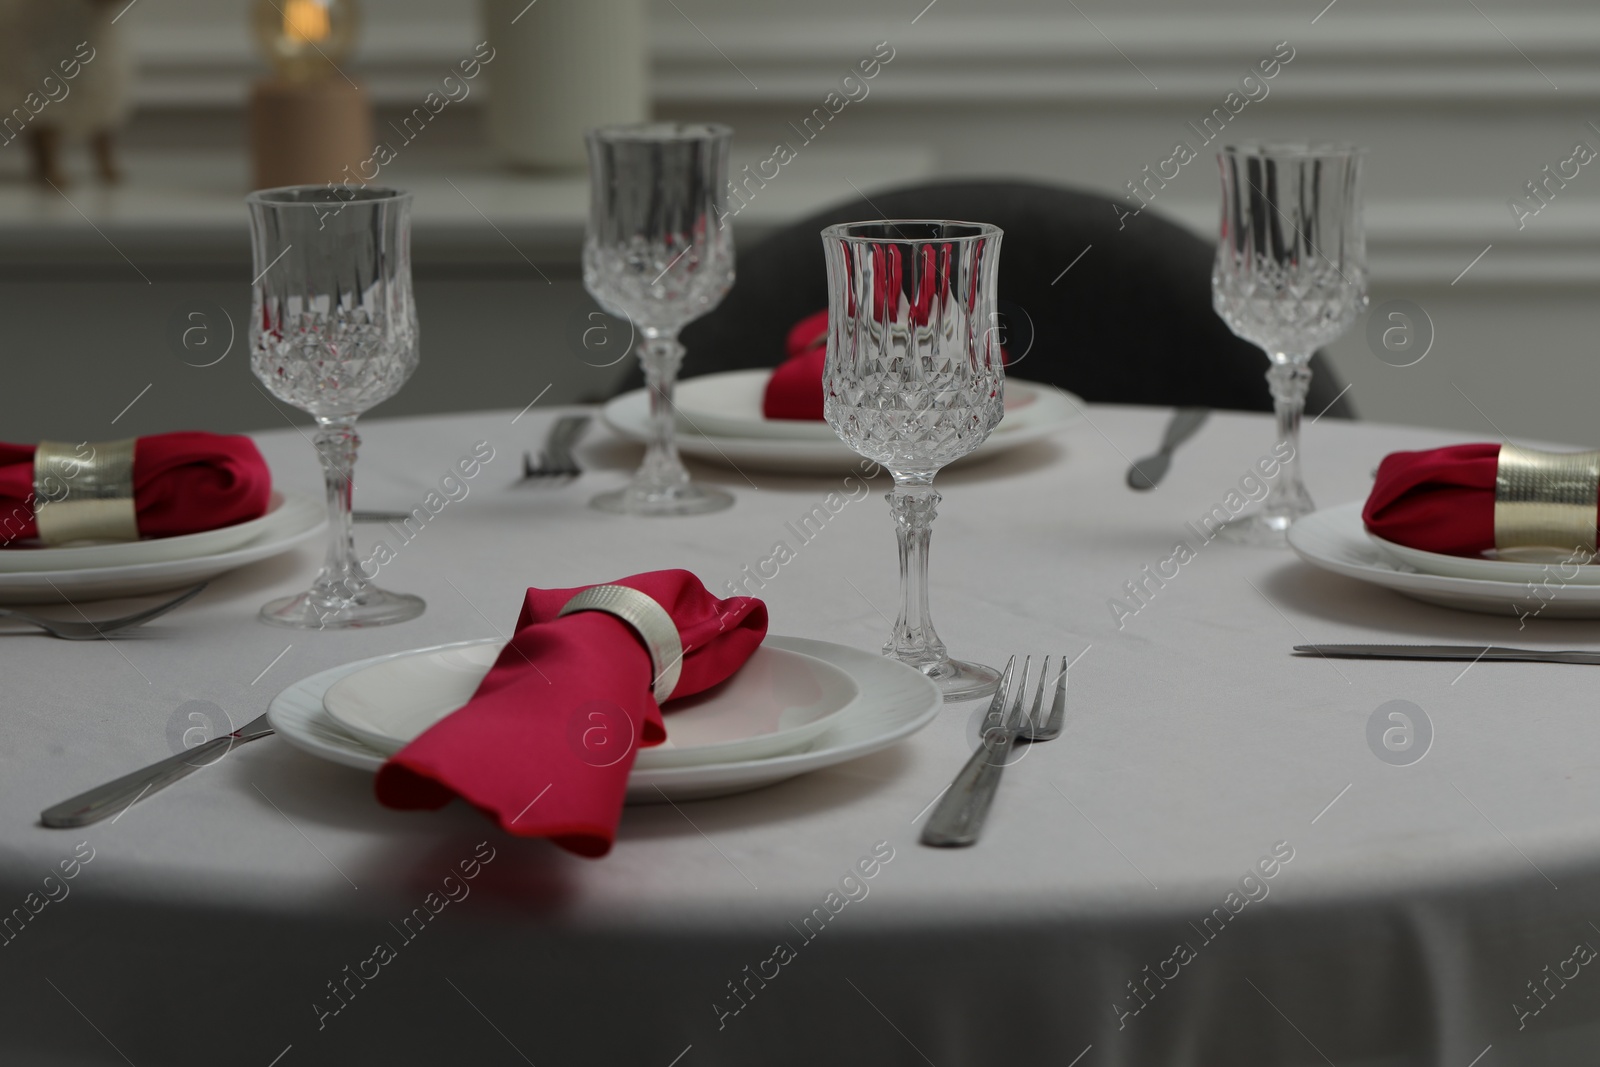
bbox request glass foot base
[897,656,1001,702]
[260,586,425,630]
[1214,509,1304,547]
[591,482,734,517]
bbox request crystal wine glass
[822,220,1005,701]
[1212,142,1367,545]
[584,122,735,516]
[247,185,424,628]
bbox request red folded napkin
[763,310,830,420]
[374,569,768,857]
[0,432,272,545]
[1363,443,1508,556]
[785,308,830,360]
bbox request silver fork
[519,414,590,484]
[1019,653,1068,743]
[0,582,207,640]
[922,655,1054,847]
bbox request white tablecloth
[5,404,1600,1066]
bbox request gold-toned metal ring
[32,439,139,545]
[1494,443,1600,554]
[557,585,684,703]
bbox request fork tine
[516,415,592,484]
[1029,655,1050,732]
[519,452,562,482]
[978,655,1016,740]
[1005,656,1032,732]
[1044,652,1069,736]
[1019,653,1070,742]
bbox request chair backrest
[643,179,1353,418]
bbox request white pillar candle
[480,0,649,171]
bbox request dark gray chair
[624,179,1354,418]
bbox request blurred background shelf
[0,146,935,271]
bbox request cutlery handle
[1163,407,1210,450]
[921,733,1017,847]
[40,734,253,829]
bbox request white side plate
[268,635,943,803]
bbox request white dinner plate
[1366,530,1600,586]
[0,491,292,573]
[673,369,1044,442]
[322,639,861,769]
[268,635,943,803]
[603,379,1084,474]
[0,490,324,604]
[1290,501,1600,617]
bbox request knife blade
[1295,644,1600,665]
[40,713,275,828]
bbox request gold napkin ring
[1494,443,1600,554]
[557,585,684,703]
[32,439,139,545]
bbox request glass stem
[312,418,363,606]
[1263,359,1314,518]
[885,475,947,669]
[638,333,691,493]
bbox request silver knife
[1127,407,1210,490]
[40,713,275,828]
[1295,644,1600,665]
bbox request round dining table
[4,401,1598,1067]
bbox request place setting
[1219,149,1600,649]
[37,122,1035,850]
[0,432,322,606]
[0,188,417,623]
[1201,147,1600,644]
[1184,147,1600,628]
[1289,440,1600,626]
[584,126,1083,487]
